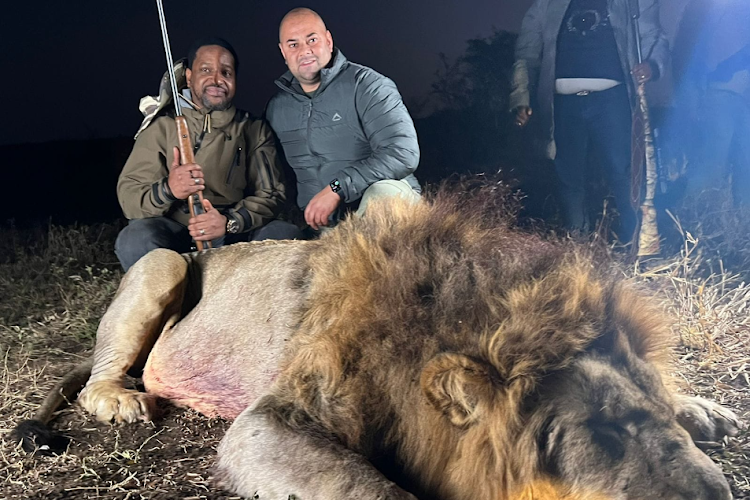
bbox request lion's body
[21,192,740,500]
[142,242,309,418]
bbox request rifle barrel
[154,0,210,251]
[155,0,182,117]
[630,0,643,64]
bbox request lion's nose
[695,473,732,500]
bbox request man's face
[279,13,334,92]
[186,45,236,111]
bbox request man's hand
[189,199,226,241]
[514,106,533,128]
[168,146,205,200]
[632,63,654,84]
[305,186,342,230]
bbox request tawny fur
[250,192,673,499]
[20,187,738,500]
[509,479,608,500]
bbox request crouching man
[116,37,301,271]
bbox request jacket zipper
[193,129,207,155]
[306,101,322,183]
[306,101,313,151]
[226,147,241,184]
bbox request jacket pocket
[259,150,275,191]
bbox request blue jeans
[554,84,636,242]
[115,218,303,272]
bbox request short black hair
[187,37,239,74]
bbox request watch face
[226,218,239,234]
[330,179,342,193]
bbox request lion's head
[420,348,730,500]
[536,354,730,500]
[417,261,732,500]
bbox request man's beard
[201,86,232,111]
[202,95,232,111]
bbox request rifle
[631,0,660,256]
[155,0,211,250]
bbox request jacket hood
[135,58,187,139]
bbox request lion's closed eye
[588,409,652,461]
[589,421,628,461]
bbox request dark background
[3,1,688,226]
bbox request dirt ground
[1,223,749,499]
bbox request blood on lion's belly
[142,325,286,420]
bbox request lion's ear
[420,353,498,428]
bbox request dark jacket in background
[509,0,669,158]
[266,50,420,209]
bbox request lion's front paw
[675,394,746,442]
[78,381,155,424]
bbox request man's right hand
[168,146,205,200]
[514,106,533,128]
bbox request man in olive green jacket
[116,38,301,271]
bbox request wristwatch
[329,178,342,194]
[226,215,240,234]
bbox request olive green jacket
[117,104,286,233]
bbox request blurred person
[511,0,668,243]
[672,0,750,206]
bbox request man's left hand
[189,199,227,241]
[632,62,653,84]
[305,187,342,230]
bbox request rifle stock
[175,116,211,250]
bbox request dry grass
[0,224,237,499]
[635,212,750,498]
[1,216,749,499]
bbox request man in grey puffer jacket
[266,8,421,232]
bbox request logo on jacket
[332,112,342,122]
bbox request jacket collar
[180,89,237,131]
[275,48,348,96]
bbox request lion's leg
[78,249,188,424]
[673,393,745,442]
[216,403,417,500]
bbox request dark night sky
[6,0,534,146]
[7,1,687,147]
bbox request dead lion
[13,191,743,500]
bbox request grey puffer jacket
[509,0,669,158]
[266,50,420,209]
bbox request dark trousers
[554,84,637,242]
[115,217,304,272]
